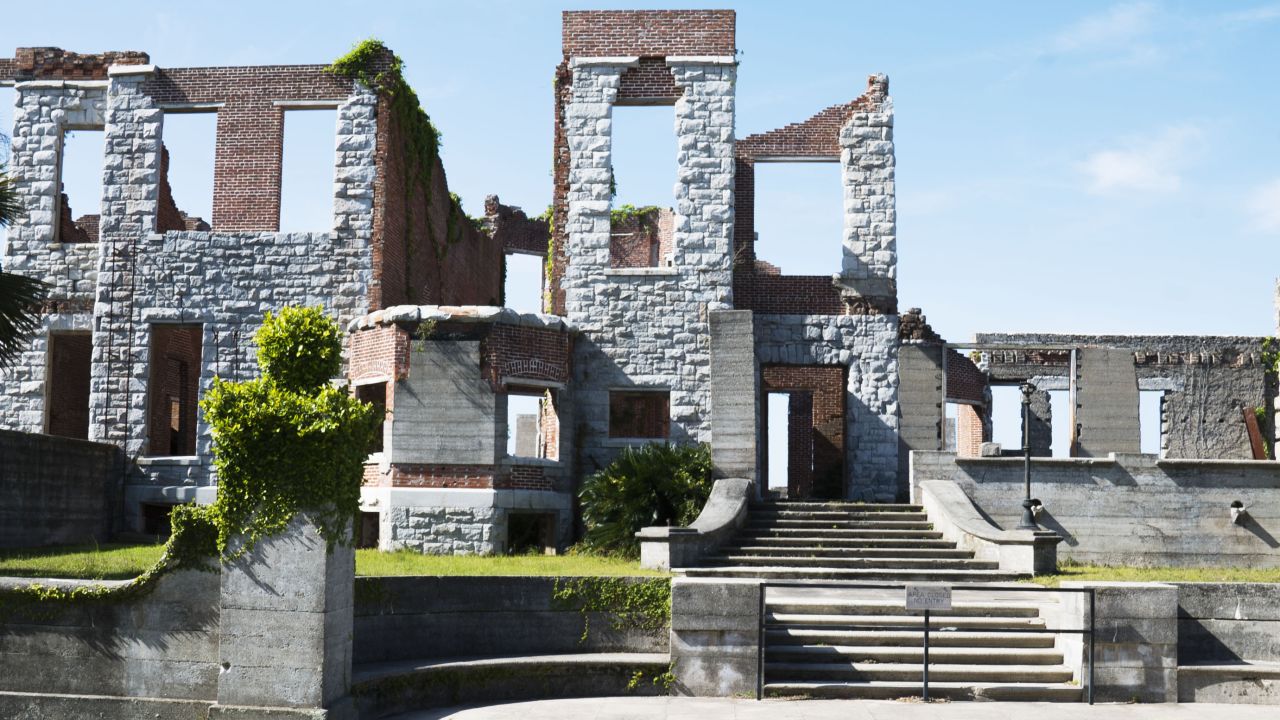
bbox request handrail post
[922,608,930,701]
[756,581,765,701]
[1087,589,1095,705]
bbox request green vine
[609,204,661,228]
[537,204,556,311]
[551,576,671,643]
[1263,337,1279,375]
[0,504,217,620]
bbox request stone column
[1026,387,1053,457]
[838,74,895,299]
[670,577,760,696]
[213,514,355,718]
[709,309,758,482]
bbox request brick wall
[481,324,572,389]
[142,66,355,231]
[955,404,986,458]
[609,207,674,268]
[946,350,988,404]
[0,429,123,548]
[561,10,735,57]
[761,365,846,498]
[619,57,681,103]
[0,47,148,82]
[57,193,93,243]
[46,332,92,439]
[156,144,191,233]
[379,463,552,491]
[484,195,549,256]
[548,61,572,315]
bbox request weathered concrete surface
[1178,663,1280,703]
[0,691,212,720]
[392,341,498,465]
[898,343,943,480]
[912,451,1280,567]
[709,310,759,482]
[1061,582,1179,703]
[639,477,752,571]
[217,513,354,714]
[0,569,220,700]
[0,429,124,548]
[669,577,761,697]
[1179,583,1280,663]
[352,576,668,665]
[1077,348,1141,457]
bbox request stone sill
[499,457,561,468]
[954,455,1117,467]
[604,268,679,278]
[137,455,202,467]
[602,438,667,448]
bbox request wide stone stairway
[683,500,1082,702]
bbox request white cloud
[1246,179,1280,233]
[1077,125,1202,194]
[1049,1,1158,54]
[1222,4,1280,26]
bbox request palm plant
[0,169,49,367]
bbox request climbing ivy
[551,576,672,643]
[201,306,380,558]
[609,203,661,227]
[1263,337,1279,375]
[0,503,218,620]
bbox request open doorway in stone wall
[761,366,846,500]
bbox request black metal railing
[755,581,1095,704]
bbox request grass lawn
[1028,562,1280,587]
[0,542,662,580]
[0,542,166,580]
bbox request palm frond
[0,172,19,228]
[0,271,47,367]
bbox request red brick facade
[762,365,846,499]
[46,332,92,439]
[955,404,987,458]
[146,324,202,456]
[561,10,736,58]
[482,324,572,389]
[0,47,148,82]
[946,350,988,405]
[362,463,553,492]
[609,207,674,268]
[619,57,681,103]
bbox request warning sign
[905,584,952,611]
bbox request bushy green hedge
[578,443,714,558]
[202,306,380,557]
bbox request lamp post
[1017,381,1041,531]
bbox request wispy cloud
[1222,4,1280,26]
[1033,1,1166,69]
[1246,179,1280,233]
[1077,124,1202,194]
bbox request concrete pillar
[213,513,355,718]
[670,577,760,697]
[1026,388,1052,457]
[1058,582,1178,703]
[1077,348,1140,457]
[709,310,758,482]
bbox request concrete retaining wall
[1179,583,1280,664]
[353,576,670,664]
[912,451,1280,567]
[0,429,124,548]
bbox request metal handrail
[755,581,1095,705]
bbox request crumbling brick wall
[0,47,148,82]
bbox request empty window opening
[506,391,544,458]
[57,128,106,243]
[46,332,92,440]
[160,111,216,229]
[279,109,337,232]
[1048,389,1073,457]
[943,403,959,452]
[357,511,380,549]
[608,390,670,439]
[753,162,842,275]
[356,381,387,454]
[989,385,1025,452]
[147,324,203,456]
[1140,390,1164,456]
[504,253,544,313]
[610,205,675,268]
[507,512,556,555]
[610,105,676,211]
[766,392,790,491]
[141,503,177,537]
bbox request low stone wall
[0,569,221,702]
[0,429,124,548]
[1179,583,1280,664]
[353,575,670,665]
[912,451,1280,567]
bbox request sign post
[905,584,952,702]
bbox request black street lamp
[1017,381,1041,531]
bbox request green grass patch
[0,542,166,580]
[1028,561,1280,587]
[0,544,666,580]
[355,549,667,577]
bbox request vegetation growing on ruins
[578,443,714,558]
[201,306,380,557]
[1027,560,1280,587]
[551,576,671,642]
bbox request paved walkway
[391,697,1278,720]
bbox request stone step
[750,510,928,522]
[763,680,1083,702]
[724,537,957,549]
[765,629,1056,649]
[755,502,923,512]
[767,613,1046,630]
[747,520,935,531]
[680,566,1027,582]
[737,528,944,539]
[767,601,1041,618]
[713,555,998,571]
[765,661,1075,684]
[766,644,1066,666]
[724,546,974,559]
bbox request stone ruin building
[1,11,1275,556]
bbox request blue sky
[2,0,1279,343]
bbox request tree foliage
[0,169,49,367]
[201,306,379,557]
[578,443,714,558]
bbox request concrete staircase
[682,501,1082,702]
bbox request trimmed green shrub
[579,443,714,558]
[202,306,379,557]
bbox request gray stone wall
[755,314,900,501]
[913,451,1280,567]
[353,575,669,665]
[0,429,123,548]
[369,487,574,555]
[563,57,735,473]
[839,77,896,297]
